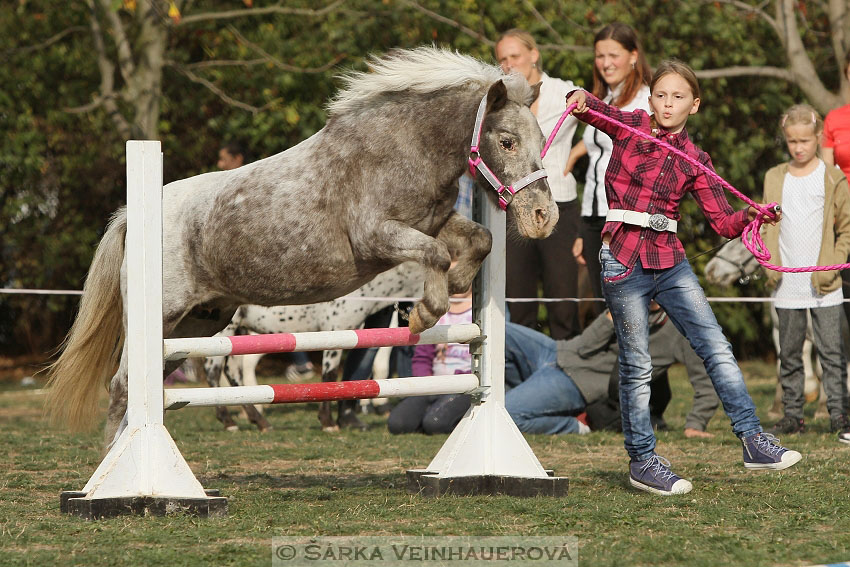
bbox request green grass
[1,361,849,566]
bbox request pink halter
[468,93,548,211]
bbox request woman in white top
[565,23,652,314]
[495,29,582,340]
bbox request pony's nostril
[535,208,548,227]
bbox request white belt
[605,209,677,232]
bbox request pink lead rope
[543,103,849,274]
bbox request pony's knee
[467,225,493,258]
[423,244,451,273]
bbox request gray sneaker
[742,432,802,470]
[629,455,693,496]
[768,415,805,435]
[830,414,850,445]
[285,362,315,382]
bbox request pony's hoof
[225,425,239,432]
[408,309,425,335]
[337,409,368,431]
[322,425,341,433]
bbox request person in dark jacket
[504,303,719,437]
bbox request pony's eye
[500,139,515,151]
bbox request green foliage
[0,0,840,356]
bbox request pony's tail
[44,208,128,430]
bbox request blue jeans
[504,322,586,434]
[600,249,761,461]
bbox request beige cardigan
[761,162,850,294]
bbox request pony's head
[328,47,558,238]
[474,77,558,238]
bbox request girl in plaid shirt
[565,59,801,496]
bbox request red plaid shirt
[573,91,749,269]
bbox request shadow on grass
[588,468,630,492]
[200,471,400,492]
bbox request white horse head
[704,238,761,287]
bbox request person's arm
[574,310,616,358]
[411,343,437,377]
[564,140,587,175]
[758,166,780,258]
[691,153,778,238]
[831,175,850,262]
[822,112,837,168]
[566,90,645,139]
[823,146,836,168]
[572,237,586,266]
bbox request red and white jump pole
[163,324,481,361]
[164,374,479,409]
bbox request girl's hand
[564,140,587,176]
[572,237,586,265]
[748,204,781,224]
[566,91,587,113]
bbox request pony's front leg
[435,212,492,295]
[367,221,451,334]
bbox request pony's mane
[328,46,531,116]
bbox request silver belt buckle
[648,213,669,231]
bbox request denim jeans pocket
[600,247,632,283]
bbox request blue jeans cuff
[739,426,763,439]
[630,451,656,463]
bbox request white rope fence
[1,288,842,303]
[0,289,84,295]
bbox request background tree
[1,0,844,360]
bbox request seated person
[389,298,718,437]
[586,365,675,433]
[387,284,472,435]
[504,303,719,437]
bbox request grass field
[1,359,849,567]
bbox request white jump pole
[64,141,225,518]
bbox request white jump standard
[60,141,568,519]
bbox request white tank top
[774,161,843,309]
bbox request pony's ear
[528,82,542,106]
[485,80,509,113]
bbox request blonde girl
[762,104,850,443]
